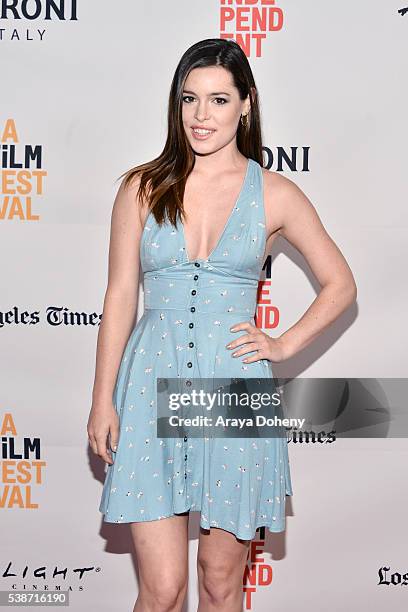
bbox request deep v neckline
[180,158,251,263]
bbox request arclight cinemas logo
[0,0,78,41]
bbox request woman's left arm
[268,172,357,361]
[228,171,357,363]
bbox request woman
[88,38,357,612]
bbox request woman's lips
[191,127,216,140]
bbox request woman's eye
[182,96,227,104]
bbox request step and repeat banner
[1,1,407,610]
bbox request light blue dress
[99,157,293,540]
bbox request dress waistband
[143,275,259,315]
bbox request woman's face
[181,65,250,155]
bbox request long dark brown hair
[118,38,264,228]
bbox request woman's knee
[197,556,242,605]
[139,572,187,611]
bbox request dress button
[189,323,194,328]
[186,380,192,386]
[187,362,192,368]
[184,436,188,441]
[191,289,196,296]
[190,306,195,312]
[184,454,187,461]
[194,262,200,267]
[189,341,194,348]
[194,275,198,280]
[184,473,187,478]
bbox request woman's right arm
[87,174,145,465]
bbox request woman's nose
[194,104,210,122]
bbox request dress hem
[99,490,293,541]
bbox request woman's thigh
[197,526,250,593]
[130,513,190,592]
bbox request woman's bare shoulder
[261,167,317,236]
[261,167,303,200]
[114,171,149,228]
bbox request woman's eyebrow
[182,90,231,96]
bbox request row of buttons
[184,262,201,479]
